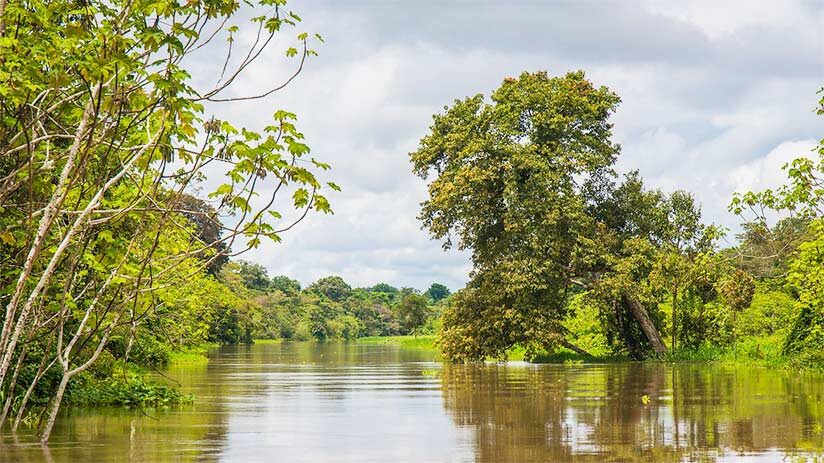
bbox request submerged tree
[0,0,334,441]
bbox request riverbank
[356,335,438,350]
[55,334,817,416]
[353,334,820,370]
[164,335,819,372]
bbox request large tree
[411,71,689,361]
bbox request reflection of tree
[439,363,823,462]
[0,359,230,462]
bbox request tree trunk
[560,340,593,357]
[13,356,55,433]
[40,372,70,443]
[0,346,27,427]
[623,294,667,356]
[671,287,678,352]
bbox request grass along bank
[357,335,438,350]
[353,334,816,370]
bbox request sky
[190,0,824,291]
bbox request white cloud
[183,0,823,291]
[643,0,810,39]
[727,139,818,194]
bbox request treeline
[192,260,449,344]
[411,71,824,368]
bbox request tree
[424,283,451,302]
[307,276,352,302]
[370,283,399,295]
[411,71,670,361]
[233,261,272,292]
[727,218,810,280]
[0,0,333,441]
[271,275,302,296]
[394,289,430,334]
[176,194,229,276]
[647,190,720,351]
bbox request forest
[0,0,821,448]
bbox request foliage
[783,219,824,366]
[0,0,333,440]
[306,276,352,301]
[271,275,302,296]
[370,283,399,295]
[737,286,797,336]
[234,261,274,292]
[561,294,611,357]
[424,283,450,302]
[68,372,192,407]
[393,289,431,334]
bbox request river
[1,341,822,462]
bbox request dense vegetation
[0,0,820,446]
[0,0,341,442]
[209,262,447,343]
[411,71,824,368]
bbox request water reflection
[0,342,821,463]
[439,362,824,462]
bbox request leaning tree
[0,0,335,441]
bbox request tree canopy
[411,71,727,361]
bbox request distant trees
[271,275,302,296]
[394,289,431,334]
[217,269,443,340]
[424,283,451,302]
[307,276,353,301]
[371,283,400,295]
[235,262,274,292]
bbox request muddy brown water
[1,341,822,462]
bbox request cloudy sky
[193,0,824,291]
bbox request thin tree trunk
[40,373,69,443]
[0,86,100,385]
[0,345,27,427]
[42,308,123,443]
[671,287,677,352]
[12,358,55,432]
[623,293,667,356]
[12,332,56,433]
